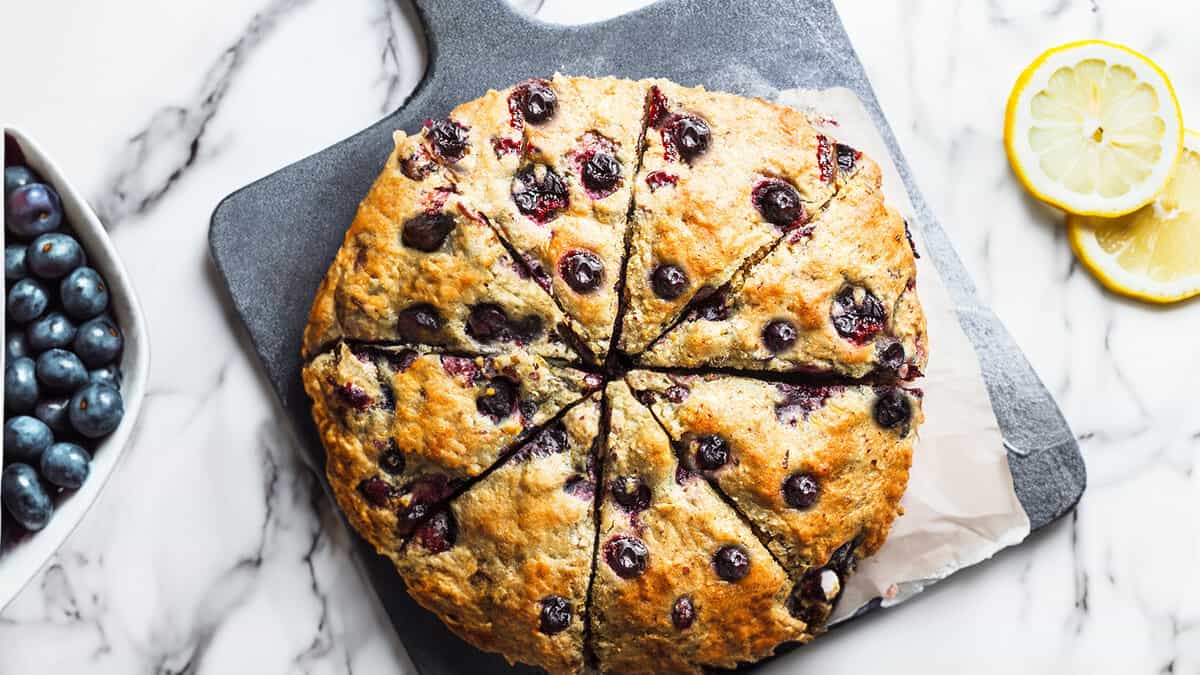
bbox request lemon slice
[1005,40,1183,216]
[1068,130,1200,303]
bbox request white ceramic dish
[1,127,150,609]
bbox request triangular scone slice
[394,394,601,674]
[641,159,927,378]
[302,342,598,553]
[591,381,809,674]
[302,130,577,361]
[618,81,840,354]
[467,75,648,361]
[625,370,921,627]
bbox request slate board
[209,0,1086,672]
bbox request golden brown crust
[395,395,601,674]
[590,382,810,674]
[302,342,593,556]
[641,159,928,377]
[619,80,839,354]
[625,370,920,577]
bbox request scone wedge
[625,370,921,627]
[590,381,810,674]
[302,342,598,554]
[394,394,602,674]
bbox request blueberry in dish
[302,76,927,673]
[3,161,125,537]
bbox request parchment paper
[777,89,1032,621]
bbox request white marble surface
[2,1,1199,673]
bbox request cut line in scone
[590,381,812,674]
[639,156,927,379]
[394,393,601,674]
[301,130,582,362]
[301,341,599,556]
[624,371,920,601]
[618,79,846,356]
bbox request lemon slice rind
[1068,130,1200,304]
[1005,40,1183,217]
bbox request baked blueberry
[782,472,819,509]
[36,348,88,393]
[401,212,455,252]
[396,475,457,536]
[27,232,83,279]
[358,477,394,507]
[5,356,39,414]
[665,115,710,162]
[7,277,49,324]
[396,303,444,340]
[338,382,372,410]
[34,396,72,435]
[835,143,860,174]
[877,340,907,374]
[27,312,77,352]
[88,364,123,389]
[1,463,52,531]
[514,80,557,124]
[538,595,572,634]
[476,377,518,421]
[558,250,604,294]
[4,165,36,197]
[713,544,751,581]
[694,434,730,471]
[413,509,457,553]
[830,285,886,344]
[60,267,109,321]
[6,183,62,240]
[563,475,594,500]
[6,243,28,280]
[582,152,621,194]
[762,319,797,353]
[465,303,509,343]
[752,180,804,228]
[650,263,688,300]
[687,287,729,322]
[7,331,30,361]
[378,442,406,475]
[74,315,123,367]
[610,476,650,513]
[511,164,568,223]
[873,389,912,429]
[69,382,125,438]
[4,415,53,464]
[513,422,568,461]
[40,442,91,490]
[604,535,649,578]
[427,118,469,162]
[671,596,696,629]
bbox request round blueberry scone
[302,75,927,674]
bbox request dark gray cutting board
[209,0,1085,671]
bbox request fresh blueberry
[538,595,572,634]
[5,243,28,280]
[713,544,751,581]
[1,463,53,531]
[4,165,36,197]
[36,348,88,392]
[73,315,122,367]
[401,212,455,252]
[5,356,39,414]
[6,331,30,361]
[558,250,604,294]
[69,382,124,439]
[27,232,84,279]
[7,277,49,323]
[6,183,62,240]
[40,442,90,490]
[34,395,72,435]
[88,364,123,389]
[60,267,109,321]
[3,415,53,463]
[650,263,688,300]
[27,311,77,352]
